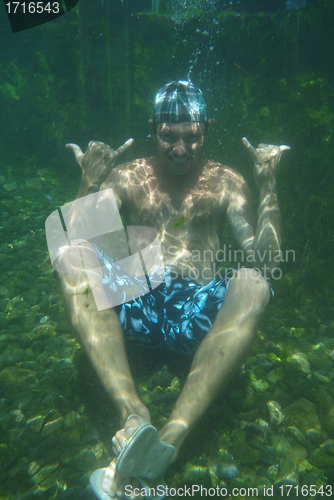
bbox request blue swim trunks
[94,246,233,355]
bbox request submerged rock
[274,459,298,486]
[27,461,40,477]
[41,412,64,438]
[10,408,25,424]
[3,182,17,192]
[8,456,29,479]
[287,426,308,447]
[286,444,308,462]
[287,352,310,374]
[64,411,77,430]
[266,367,284,384]
[309,448,334,468]
[29,323,57,341]
[258,444,277,466]
[0,367,38,393]
[320,439,334,456]
[306,428,324,446]
[283,398,321,434]
[233,441,260,466]
[267,400,284,426]
[30,463,60,485]
[212,462,240,480]
[267,464,279,481]
[61,448,96,471]
[183,463,207,482]
[271,435,291,459]
[250,373,270,392]
[253,477,273,495]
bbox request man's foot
[115,417,175,480]
[91,464,166,500]
[90,415,174,499]
[93,460,139,499]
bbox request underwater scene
[1,0,334,498]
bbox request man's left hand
[242,137,290,185]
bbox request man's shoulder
[203,160,247,183]
[101,157,154,190]
[112,157,154,175]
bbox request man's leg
[158,268,270,455]
[58,248,151,427]
[100,268,269,497]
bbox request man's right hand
[66,139,134,195]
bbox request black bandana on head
[153,80,208,124]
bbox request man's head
[153,80,208,126]
[150,80,210,176]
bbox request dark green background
[1,0,333,318]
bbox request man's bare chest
[123,182,221,231]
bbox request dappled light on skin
[58,134,288,494]
[254,191,282,266]
[158,417,190,455]
[258,192,279,218]
[62,134,289,290]
[66,139,134,198]
[160,268,270,439]
[102,157,257,284]
[162,418,189,432]
[255,217,281,245]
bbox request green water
[0,0,334,498]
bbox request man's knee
[233,267,270,310]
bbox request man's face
[154,122,206,176]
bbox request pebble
[287,426,308,447]
[27,461,40,476]
[64,410,77,430]
[306,428,324,446]
[271,435,291,458]
[286,444,308,461]
[274,459,298,486]
[27,416,45,433]
[250,373,270,392]
[0,164,333,499]
[266,367,284,383]
[267,400,284,426]
[283,398,321,433]
[233,441,260,466]
[287,352,311,374]
[0,367,38,392]
[3,182,17,191]
[183,464,207,482]
[320,439,334,456]
[213,462,240,480]
[258,444,277,465]
[309,448,334,468]
[41,415,64,437]
[30,463,60,485]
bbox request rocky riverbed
[1,166,334,499]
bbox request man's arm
[63,140,132,244]
[226,138,289,272]
[54,140,147,422]
[66,139,133,198]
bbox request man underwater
[56,81,289,499]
